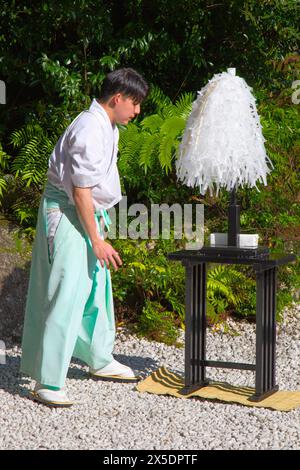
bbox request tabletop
[167,246,297,268]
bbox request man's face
[113,94,141,125]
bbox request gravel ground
[0,302,299,450]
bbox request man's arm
[73,186,122,270]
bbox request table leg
[250,266,279,401]
[179,262,209,395]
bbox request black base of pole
[228,187,240,246]
[248,386,279,402]
[178,380,210,396]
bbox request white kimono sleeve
[67,116,106,188]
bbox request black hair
[99,68,149,104]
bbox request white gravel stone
[0,302,299,450]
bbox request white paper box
[210,233,258,248]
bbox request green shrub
[110,236,186,320]
[136,299,181,346]
[110,236,269,343]
[0,82,298,345]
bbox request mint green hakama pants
[20,183,116,388]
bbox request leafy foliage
[0,109,73,227]
[115,88,197,207]
[237,92,300,243]
[110,237,261,343]
[0,143,10,199]
[137,299,181,346]
[120,92,192,168]
[0,0,299,343]
[10,123,54,186]
[1,0,299,136]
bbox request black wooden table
[167,246,296,401]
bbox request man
[20,68,149,407]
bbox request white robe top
[47,98,122,211]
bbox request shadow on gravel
[0,355,30,399]
[0,353,159,401]
[1,321,159,400]
[69,354,160,381]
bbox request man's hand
[92,238,122,270]
[73,186,123,270]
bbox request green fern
[160,116,186,138]
[0,119,64,221]
[139,134,160,172]
[173,92,195,119]
[206,265,246,320]
[118,91,194,178]
[146,85,172,111]
[10,123,58,187]
[0,174,7,200]
[0,143,12,201]
[118,124,145,189]
[10,123,45,149]
[0,143,11,170]
[140,114,164,133]
[158,134,175,173]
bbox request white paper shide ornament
[176,68,273,196]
